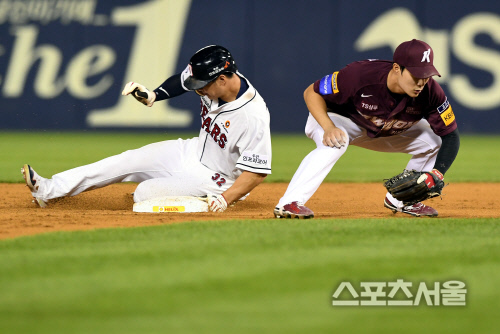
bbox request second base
[133,196,209,213]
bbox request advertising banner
[1,0,498,133]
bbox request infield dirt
[2,183,499,240]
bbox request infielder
[274,39,459,218]
[22,45,272,212]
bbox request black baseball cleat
[21,164,48,208]
[384,196,437,217]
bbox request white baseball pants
[35,137,233,203]
[276,113,442,209]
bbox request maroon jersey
[313,60,457,138]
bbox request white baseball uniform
[276,113,441,208]
[32,74,272,203]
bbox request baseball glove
[384,169,445,205]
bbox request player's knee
[428,136,442,154]
[133,182,147,202]
[312,144,346,164]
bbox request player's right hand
[323,126,348,148]
[122,82,156,107]
[207,194,228,213]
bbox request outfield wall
[1,0,499,133]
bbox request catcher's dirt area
[2,183,499,240]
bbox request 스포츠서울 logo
[331,279,467,306]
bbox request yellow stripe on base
[153,206,186,212]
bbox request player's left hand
[384,169,445,205]
[122,81,156,107]
[207,194,228,212]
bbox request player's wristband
[153,73,188,101]
[431,169,444,181]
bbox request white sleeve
[235,110,272,174]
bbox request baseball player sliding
[22,45,272,212]
[274,39,460,218]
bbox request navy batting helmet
[183,45,238,90]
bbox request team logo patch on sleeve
[319,71,339,95]
[437,98,454,125]
[440,106,455,126]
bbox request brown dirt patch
[1,183,499,240]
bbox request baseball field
[1,131,499,333]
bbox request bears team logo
[200,102,228,148]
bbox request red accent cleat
[274,201,314,219]
[384,196,437,217]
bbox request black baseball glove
[384,169,445,205]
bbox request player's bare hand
[122,81,156,107]
[323,126,348,148]
[207,194,228,213]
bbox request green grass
[2,131,499,333]
[0,218,499,334]
[1,131,499,182]
[0,131,187,183]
